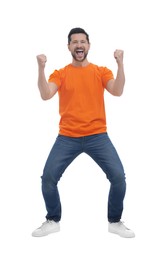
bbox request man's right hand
[36,54,47,68]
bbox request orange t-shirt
[48,63,114,137]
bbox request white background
[0,0,162,259]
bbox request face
[68,33,90,62]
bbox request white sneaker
[32,220,60,237]
[108,221,135,238]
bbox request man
[32,27,135,238]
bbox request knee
[108,169,126,185]
[41,177,53,193]
[114,173,126,185]
[41,169,57,191]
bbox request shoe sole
[109,229,135,238]
[32,227,60,237]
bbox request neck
[71,59,89,67]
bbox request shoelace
[38,220,53,229]
[119,221,130,230]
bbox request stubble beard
[71,52,88,62]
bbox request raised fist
[114,50,124,64]
[36,54,47,68]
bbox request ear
[67,44,70,51]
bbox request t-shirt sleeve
[48,70,61,88]
[101,67,114,88]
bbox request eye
[72,41,78,44]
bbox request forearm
[113,63,125,96]
[38,68,51,100]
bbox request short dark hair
[68,27,89,44]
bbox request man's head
[68,27,89,44]
[67,27,90,63]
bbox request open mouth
[75,49,84,58]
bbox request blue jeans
[41,133,126,223]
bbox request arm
[106,50,125,96]
[36,54,58,100]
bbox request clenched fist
[36,54,47,68]
[114,49,124,64]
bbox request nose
[75,40,86,47]
[76,41,82,47]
